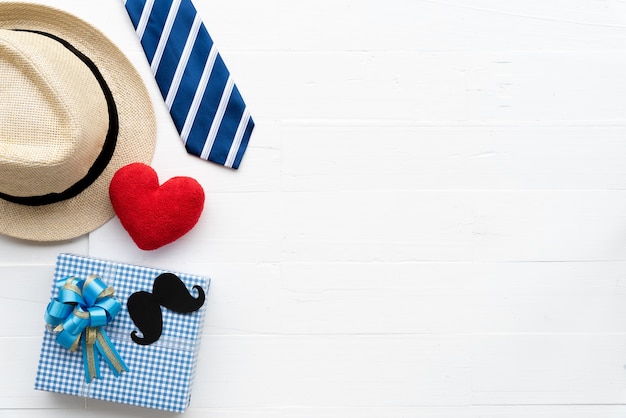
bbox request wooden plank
[471,333,626,405]
[191,335,471,408]
[0,266,55,338]
[281,124,626,191]
[197,0,626,52]
[6,405,626,417]
[280,190,474,263]
[472,191,626,262]
[239,51,626,122]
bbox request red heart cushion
[109,163,205,250]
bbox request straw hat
[0,3,156,241]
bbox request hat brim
[0,3,156,241]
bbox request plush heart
[109,163,205,250]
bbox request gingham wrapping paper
[34,253,209,412]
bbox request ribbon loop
[44,299,73,325]
[82,274,109,306]
[58,278,84,305]
[44,275,128,382]
[88,306,108,327]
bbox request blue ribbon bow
[44,274,129,382]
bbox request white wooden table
[2,1,626,416]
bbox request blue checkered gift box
[34,253,209,412]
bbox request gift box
[34,253,209,412]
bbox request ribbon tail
[95,328,129,377]
[81,333,101,383]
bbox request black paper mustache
[127,272,205,345]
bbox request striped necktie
[124,0,254,169]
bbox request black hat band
[0,29,118,207]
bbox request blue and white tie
[124,0,254,169]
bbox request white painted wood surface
[1,0,626,416]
